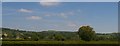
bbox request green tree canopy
[78,26,96,41]
[54,34,65,41]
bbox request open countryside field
[2,2,119,46]
[2,41,119,44]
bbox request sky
[2,2,118,33]
[2,0,120,2]
[0,2,2,28]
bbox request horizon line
[1,27,118,33]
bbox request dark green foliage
[78,26,96,41]
[95,33,120,41]
[1,28,119,41]
[2,28,80,41]
[53,34,66,41]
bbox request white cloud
[43,10,80,18]
[67,22,77,27]
[43,11,74,18]
[18,8,33,13]
[40,0,60,7]
[27,16,42,20]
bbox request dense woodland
[1,26,119,41]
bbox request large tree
[78,25,96,41]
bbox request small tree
[78,26,96,41]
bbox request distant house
[4,33,8,37]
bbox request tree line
[1,26,119,41]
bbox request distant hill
[1,28,119,41]
[2,28,80,41]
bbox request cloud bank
[18,8,33,13]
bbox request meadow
[2,41,119,44]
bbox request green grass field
[2,41,119,44]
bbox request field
[2,41,119,44]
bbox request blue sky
[2,2,118,33]
[0,2,1,28]
[2,0,120,2]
